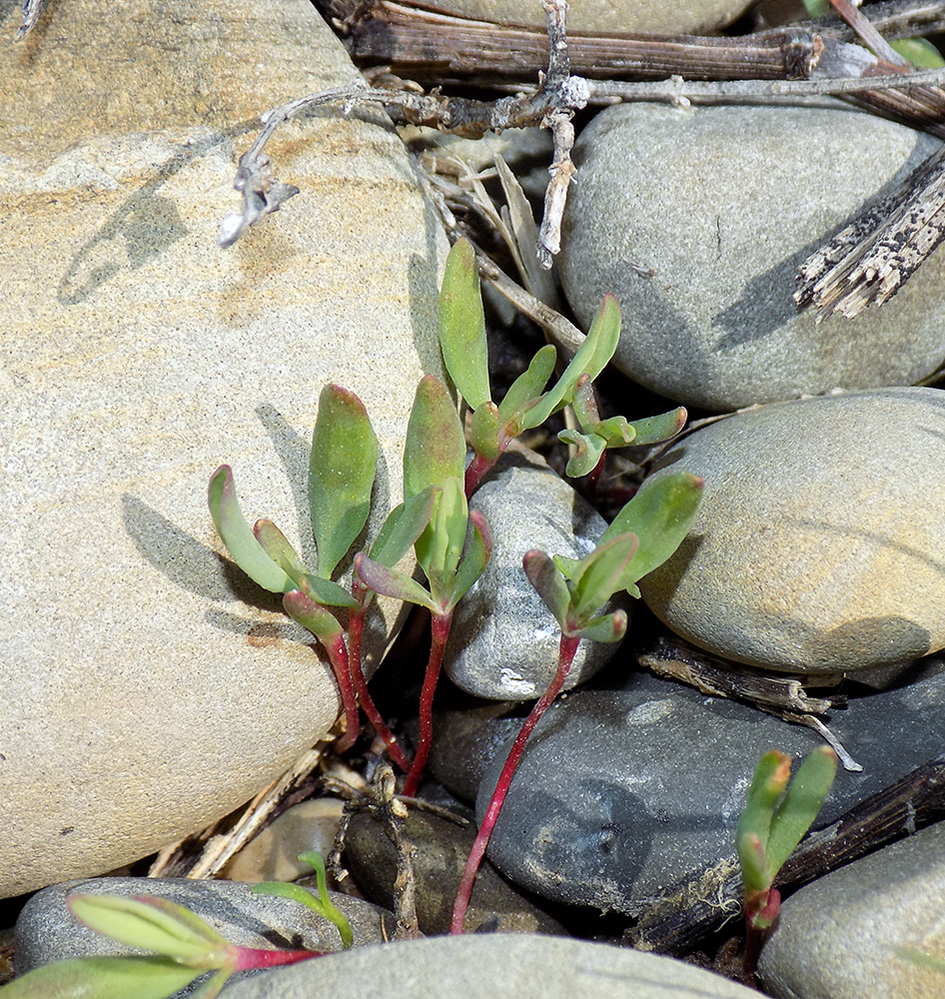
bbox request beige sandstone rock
[0,0,445,897]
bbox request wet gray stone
[446,449,626,700]
[221,934,759,999]
[759,820,945,999]
[470,662,945,916]
[559,102,945,410]
[14,877,394,974]
[641,388,945,675]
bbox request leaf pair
[526,471,704,640]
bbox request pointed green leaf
[0,956,200,999]
[297,851,353,949]
[354,553,437,613]
[449,509,493,606]
[283,590,344,645]
[309,384,378,579]
[559,429,606,479]
[416,475,467,590]
[404,375,466,499]
[569,532,639,622]
[574,608,628,643]
[498,343,557,424]
[469,402,502,462]
[601,471,704,586]
[253,880,328,916]
[625,407,687,446]
[523,294,621,427]
[523,549,572,633]
[766,747,838,874]
[551,554,580,581]
[736,750,793,883]
[253,520,307,585]
[67,895,229,965]
[189,968,234,999]
[208,466,293,594]
[439,237,491,410]
[369,486,438,568]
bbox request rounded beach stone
[219,934,759,999]
[445,449,624,700]
[434,0,752,34]
[558,101,945,410]
[640,388,945,674]
[758,820,945,999]
[0,0,445,898]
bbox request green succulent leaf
[297,575,360,610]
[354,553,437,613]
[253,520,307,586]
[625,407,687,446]
[469,403,503,462]
[439,237,491,410]
[298,851,354,949]
[449,509,493,606]
[523,294,621,427]
[67,895,230,966]
[418,476,468,593]
[189,968,234,999]
[404,375,466,500]
[498,343,557,425]
[601,471,704,595]
[765,746,838,874]
[569,531,639,623]
[523,550,572,633]
[0,956,201,999]
[573,608,628,643]
[889,36,945,68]
[309,384,378,580]
[551,554,580,581]
[208,466,293,594]
[559,429,606,479]
[282,590,344,646]
[369,486,438,569]
[736,750,793,891]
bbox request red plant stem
[450,631,581,934]
[402,609,453,797]
[347,600,412,773]
[233,945,324,970]
[743,888,781,982]
[322,634,359,754]
[464,451,497,498]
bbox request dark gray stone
[640,388,945,674]
[220,934,759,999]
[470,662,945,916]
[559,101,945,411]
[446,449,626,700]
[14,877,394,973]
[759,820,945,999]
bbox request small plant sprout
[450,470,704,934]
[209,383,435,772]
[355,374,492,797]
[438,237,686,493]
[1,893,321,999]
[253,850,353,950]
[736,746,838,979]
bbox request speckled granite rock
[14,877,394,973]
[464,661,945,915]
[559,102,945,410]
[221,934,760,999]
[446,449,625,700]
[641,388,945,674]
[0,0,445,898]
[759,820,945,999]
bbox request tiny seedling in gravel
[209,383,435,772]
[736,746,838,980]
[0,893,321,999]
[438,237,687,493]
[450,470,704,933]
[355,374,492,797]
